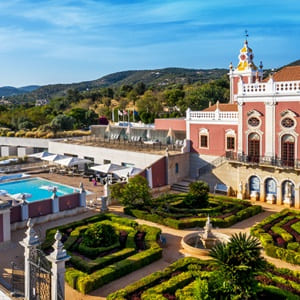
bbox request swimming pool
[0,178,79,202]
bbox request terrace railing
[187,110,238,122]
[239,80,300,96]
[226,152,300,169]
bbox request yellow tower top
[236,39,257,72]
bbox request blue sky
[0,0,299,87]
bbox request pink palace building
[161,38,300,208]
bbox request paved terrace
[58,136,182,156]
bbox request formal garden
[42,213,162,294]
[111,176,262,229]
[251,208,300,265]
[108,234,300,300]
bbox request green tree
[209,233,266,299]
[50,114,75,132]
[163,88,185,107]
[67,108,98,129]
[134,82,146,95]
[185,181,209,208]
[111,175,151,208]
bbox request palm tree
[209,233,266,299]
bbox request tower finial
[245,29,249,41]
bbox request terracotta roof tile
[203,103,238,112]
[264,66,300,82]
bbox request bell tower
[229,31,263,103]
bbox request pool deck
[0,173,299,299]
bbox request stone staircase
[171,178,195,193]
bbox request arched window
[248,133,260,163]
[281,134,295,167]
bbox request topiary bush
[83,223,118,248]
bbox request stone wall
[167,153,189,185]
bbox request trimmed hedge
[107,257,207,300]
[43,212,162,294]
[141,272,194,300]
[76,245,162,294]
[108,257,300,300]
[125,204,262,229]
[251,209,300,265]
[70,247,136,274]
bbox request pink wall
[242,102,265,155]
[155,118,186,131]
[151,157,167,187]
[28,199,52,218]
[275,101,300,158]
[10,206,22,224]
[189,123,238,156]
[0,214,3,243]
[59,193,80,211]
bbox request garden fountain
[181,216,230,256]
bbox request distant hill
[284,59,300,67]
[0,85,39,97]
[4,68,228,104]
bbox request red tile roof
[264,66,300,82]
[203,103,238,112]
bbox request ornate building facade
[186,39,300,208]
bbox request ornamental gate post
[19,218,39,300]
[47,231,70,300]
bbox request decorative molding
[199,128,209,134]
[247,109,262,117]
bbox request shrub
[291,220,300,234]
[6,131,15,137]
[83,223,118,248]
[186,181,209,208]
[77,246,162,294]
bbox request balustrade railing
[188,111,238,121]
[240,80,300,95]
[226,152,300,169]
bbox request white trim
[245,130,263,156]
[278,131,298,160]
[279,178,296,187]
[225,129,236,151]
[199,130,209,149]
[189,120,238,125]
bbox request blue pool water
[0,178,79,202]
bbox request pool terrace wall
[59,193,80,211]
[28,198,52,218]
[10,205,22,223]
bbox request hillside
[0,85,39,97]
[5,68,228,103]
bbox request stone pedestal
[47,231,70,300]
[283,196,293,207]
[79,182,86,207]
[266,193,276,204]
[19,219,40,300]
[21,203,29,221]
[51,189,59,214]
[250,191,259,201]
[100,196,108,212]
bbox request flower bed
[124,194,262,229]
[107,257,300,300]
[42,213,162,294]
[251,209,300,265]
